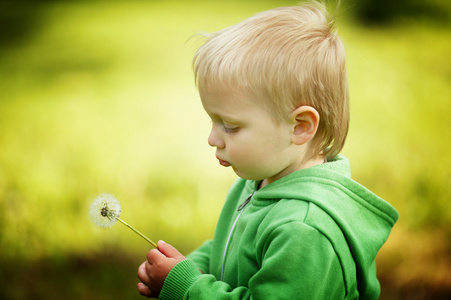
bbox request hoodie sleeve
[159,221,345,300]
[186,239,213,274]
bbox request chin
[233,169,264,182]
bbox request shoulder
[258,198,336,231]
[255,199,347,256]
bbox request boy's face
[201,88,300,187]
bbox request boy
[137,1,398,299]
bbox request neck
[259,153,325,189]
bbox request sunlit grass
[342,21,451,229]
[0,0,288,260]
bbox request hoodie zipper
[220,191,256,281]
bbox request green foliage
[352,0,451,25]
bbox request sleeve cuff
[159,259,202,300]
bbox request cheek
[225,126,290,164]
[228,137,267,163]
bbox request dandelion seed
[89,193,158,248]
[89,193,121,228]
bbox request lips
[216,156,231,167]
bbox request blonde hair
[193,1,349,159]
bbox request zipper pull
[237,192,255,211]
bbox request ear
[291,106,320,145]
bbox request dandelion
[89,193,157,248]
[89,193,121,228]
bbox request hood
[250,154,399,295]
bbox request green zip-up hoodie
[160,155,398,299]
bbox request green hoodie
[160,155,398,299]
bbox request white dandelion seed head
[89,193,121,228]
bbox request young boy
[137,1,398,299]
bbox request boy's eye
[222,124,239,133]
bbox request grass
[0,0,450,299]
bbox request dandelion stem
[116,217,158,248]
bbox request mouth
[217,157,231,167]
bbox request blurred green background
[0,0,450,299]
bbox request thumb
[158,240,184,259]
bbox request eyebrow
[208,112,243,124]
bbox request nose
[208,126,225,149]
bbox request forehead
[200,87,263,118]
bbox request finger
[147,248,164,263]
[157,240,184,259]
[137,282,153,298]
[137,262,151,285]
[145,260,152,274]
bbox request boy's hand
[137,240,186,298]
